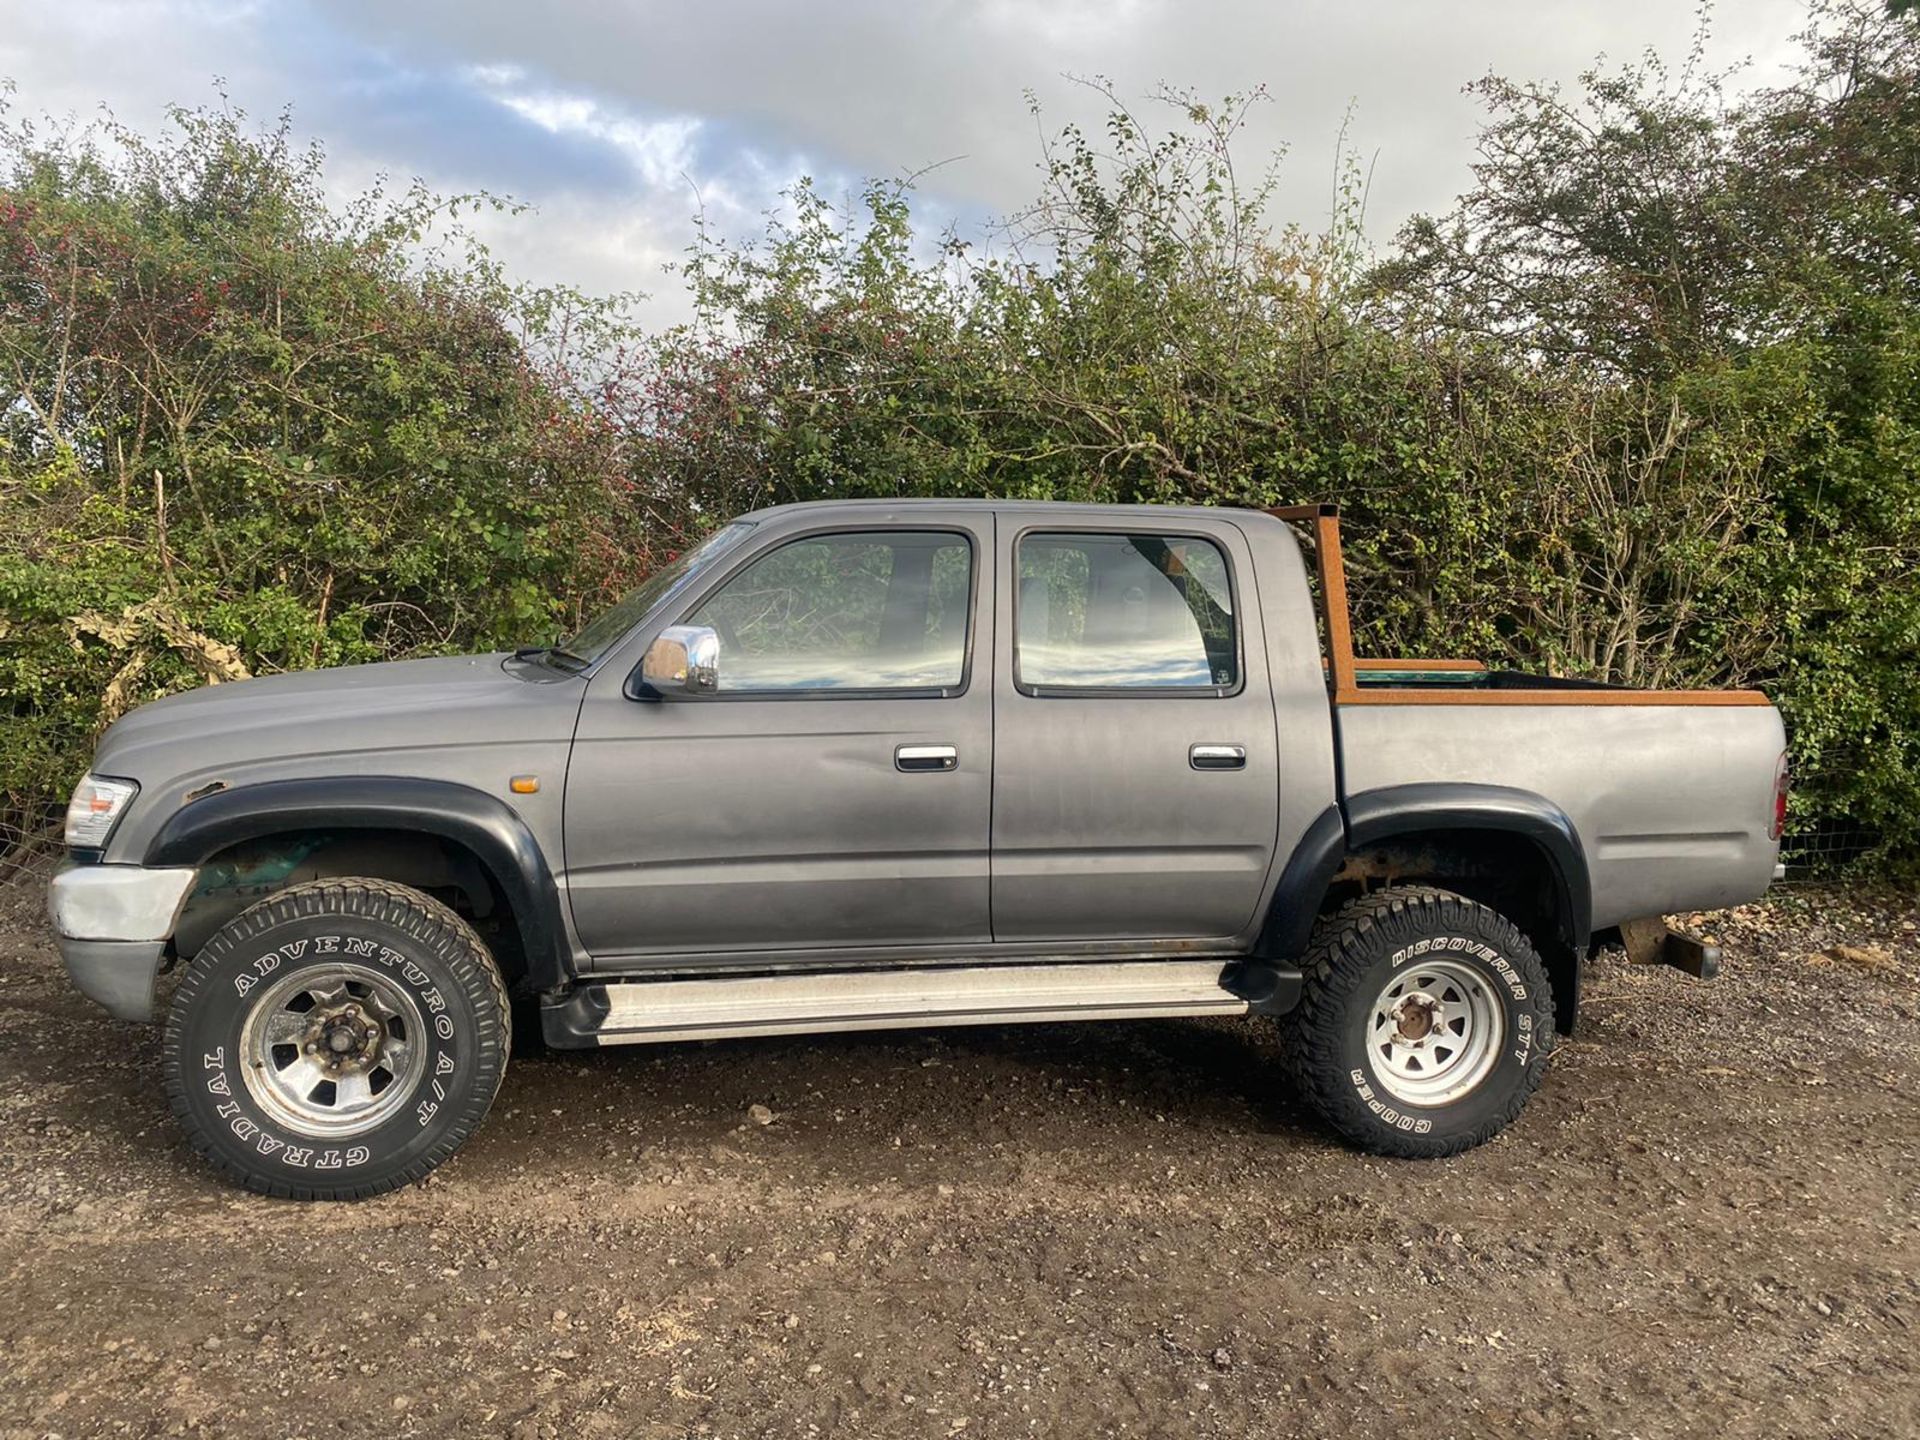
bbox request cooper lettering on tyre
[162,878,511,1200]
[1279,885,1556,1158]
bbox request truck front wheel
[1281,886,1555,1157]
[162,878,511,1199]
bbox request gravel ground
[1,876,1916,1439]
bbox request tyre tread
[1279,885,1556,1158]
[161,877,510,1201]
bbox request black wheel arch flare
[145,775,578,992]
[1261,783,1594,1032]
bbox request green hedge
[5,3,1917,864]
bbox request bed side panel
[1335,702,1785,928]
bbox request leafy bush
[0,102,666,836]
[3,1,1917,865]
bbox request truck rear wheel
[162,878,510,1199]
[1281,886,1555,1157]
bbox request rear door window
[1014,532,1238,693]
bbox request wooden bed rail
[1265,505,1359,701]
[1264,504,1772,708]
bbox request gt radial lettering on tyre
[1281,886,1556,1158]
[163,878,510,1201]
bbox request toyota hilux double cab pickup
[47,501,1788,1198]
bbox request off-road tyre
[1280,885,1555,1158]
[163,878,511,1199]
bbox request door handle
[896,743,958,773]
[1190,744,1247,771]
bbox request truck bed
[1334,686,1784,929]
[1264,505,1784,929]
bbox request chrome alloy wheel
[239,963,427,1138]
[1366,959,1507,1107]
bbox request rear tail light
[1768,751,1789,842]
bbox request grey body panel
[94,654,582,872]
[1335,701,1785,928]
[558,937,1243,975]
[564,508,996,962]
[88,653,593,971]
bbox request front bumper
[47,865,197,1021]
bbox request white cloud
[2,0,1816,327]
[484,86,704,192]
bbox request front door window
[688,531,973,694]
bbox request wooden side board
[1265,504,1772,711]
[1335,686,1774,707]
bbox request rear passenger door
[990,517,1280,945]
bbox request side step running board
[544,959,1294,1048]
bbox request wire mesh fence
[0,807,62,889]
[1780,818,1879,881]
[1776,754,1881,882]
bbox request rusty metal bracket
[1619,917,1722,981]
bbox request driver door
[563,515,994,965]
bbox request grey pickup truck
[48,501,1787,1198]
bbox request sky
[0,0,1812,330]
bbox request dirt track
[1,877,1916,1439]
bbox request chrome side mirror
[640,625,720,696]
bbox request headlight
[64,775,139,850]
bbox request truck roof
[732,497,1288,526]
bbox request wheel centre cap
[1393,994,1438,1043]
[308,1006,379,1069]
